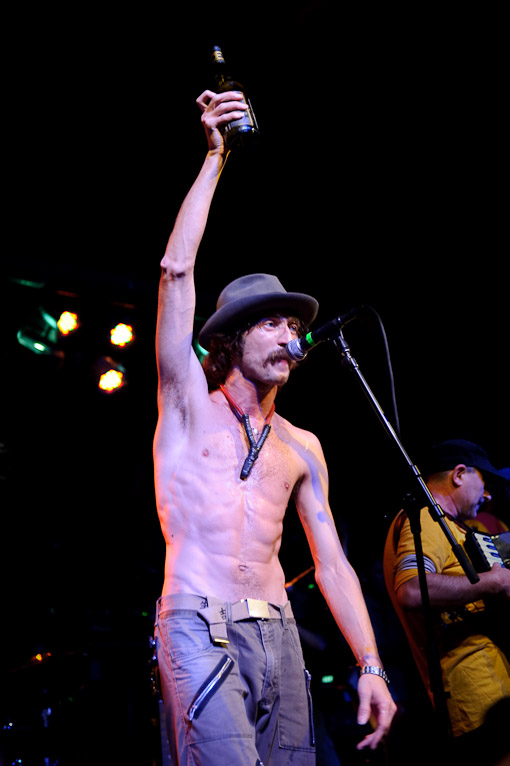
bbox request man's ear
[451,463,468,487]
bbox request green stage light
[17,306,63,356]
[193,338,209,364]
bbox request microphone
[286,307,363,361]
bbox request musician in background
[383,439,510,757]
[465,465,510,536]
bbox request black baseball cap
[420,439,508,482]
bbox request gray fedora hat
[198,273,319,351]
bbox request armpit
[158,376,189,430]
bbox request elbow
[313,563,332,596]
[159,257,190,280]
[396,580,422,611]
[158,262,194,296]
[160,233,198,278]
[314,557,360,595]
[160,240,192,278]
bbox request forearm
[160,150,224,277]
[398,569,508,610]
[426,572,488,607]
[161,89,248,278]
[316,562,397,750]
[316,563,382,668]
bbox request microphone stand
[331,329,480,741]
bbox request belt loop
[197,601,230,646]
[226,601,233,626]
[280,604,288,629]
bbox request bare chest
[197,417,300,492]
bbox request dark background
[1,3,508,764]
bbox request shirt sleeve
[393,507,463,592]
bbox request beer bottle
[211,45,259,150]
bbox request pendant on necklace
[219,384,275,480]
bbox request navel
[202,448,209,457]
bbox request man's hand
[356,673,397,751]
[483,562,510,600]
[196,90,248,154]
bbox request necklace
[220,384,275,480]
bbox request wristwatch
[360,665,390,684]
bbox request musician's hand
[356,673,397,751]
[483,563,510,600]
[196,90,248,154]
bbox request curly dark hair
[202,316,309,391]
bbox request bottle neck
[211,47,238,91]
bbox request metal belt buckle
[244,598,270,619]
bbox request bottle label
[223,97,259,147]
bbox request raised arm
[156,90,248,399]
[294,433,396,750]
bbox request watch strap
[360,665,390,684]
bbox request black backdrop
[2,3,508,764]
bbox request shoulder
[274,412,324,459]
[273,414,328,499]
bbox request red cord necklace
[220,384,275,480]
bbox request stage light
[110,322,134,347]
[99,369,125,392]
[17,306,81,355]
[17,306,63,356]
[193,339,208,364]
[57,311,79,335]
[93,356,127,393]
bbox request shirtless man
[153,89,396,765]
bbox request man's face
[459,467,492,520]
[238,316,300,387]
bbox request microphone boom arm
[331,327,478,741]
[332,329,479,584]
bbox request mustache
[264,350,297,368]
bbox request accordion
[464,530,510,572]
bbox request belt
[158,593,294,646]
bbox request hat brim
[500,467,510,482]
[475,461,509,482]
[198,291,319,351]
